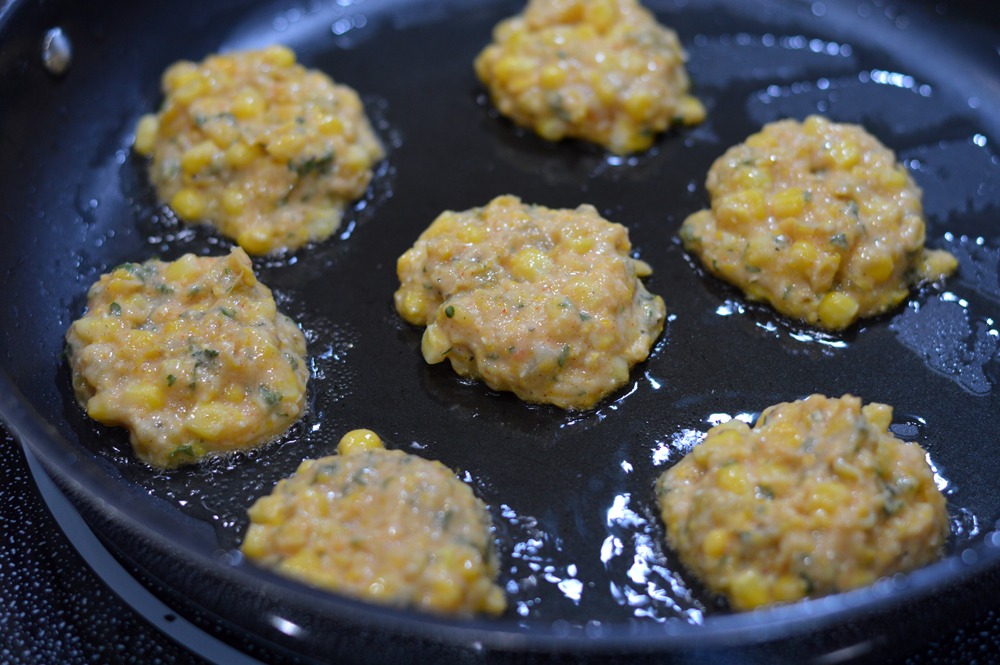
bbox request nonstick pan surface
[2,0,1000,658]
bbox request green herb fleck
[846,200,859,218]
[289,151,335,177]
[170,444,195,459]
[109,302,121,316]
[260,385,283,407]
[445,305,455,318]
[830,233,849,249]
[557,345,571,368]
[745,265,761,273]
[219,307,236,319]
[167,374,176,386]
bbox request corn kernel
[729,570,771,610]
[133,114,160,155]
[773,574,807,602]
[170,188,206,220]
[536,118,567,142]
[186,403,234,441]
[318,115,345,135]
[224,142,263,168]
[867,253,895,283]
[769,188,806,218]
[862,402,893,432]
[717,465,751,494]
[623,89,656,122]
[788,240,818,272]
[584,0,615,32]
[539,63,567,89]
[224,384,246,403]
[829,141,860,170]
[807,481,850,512]
[164,254,200,283]
[342,145,373,172]
[716,189,766,227]
[124,383,166,410]
[221,188,245,215]
[267,133,307,161]
[916,249,958,281]
[181,140,220,175]
[456,224,485,244]
[240,525,269,558]
[262,44,296,68]
[676,95,706,125]
[231,87,265,120]
[237,227,273,255]
[173,78,205,105]
[510,247,554,282]
[421,324,452,364]
[703,528,730,558]
[818,291,859,329]
[337,429,384,456]
[86,394,117,423]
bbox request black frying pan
[2,0,1000,661]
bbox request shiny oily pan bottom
[3,0,999,641]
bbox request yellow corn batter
[133,45,384,255]
[241,429,507,617]
[395,195,665,410]
[474,0,704,154]
[65,248,308,468]
[680,116,957,330]
[656,394,948,611]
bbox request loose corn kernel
[769,187,806,218]
[337,429,384,456]
[181,140,220,175]
[817,291,859,329]
[510,247,554,282]
[170,189,206,220]
[133,114,160,155]
[916,249,958,281]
